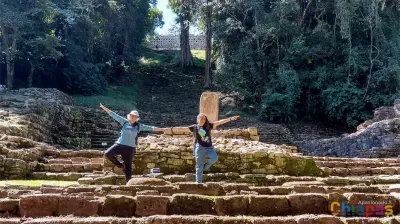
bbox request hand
[230,115,240,121]
[154,128,169,133]
[99,103,110,114]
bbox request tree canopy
[212,0,400,127]
[0,0,163,94]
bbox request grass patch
[140,50,180,67]
[72,49,205,109]
[140,49,205,67]
[0,180,78,187]
[72,85,138,110]
[191,50,206,67]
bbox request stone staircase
[1,141,400,222]
[3,89,400,222]
[1,172,400,222]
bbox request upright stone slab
[200,92,219,122]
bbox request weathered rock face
[0,89,76,145]
[0,88,308,179]
[0,89,117,149]
[1,88,294,150]
[0,135,57,179]
[199,92,219,122]
[298,100,400,158]
[101,135,320,176]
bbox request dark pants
[104,144,136,182]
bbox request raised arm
[99,103,127,126]
[99,103,111,114]
[213,115,240,129]
[153,126,192,133]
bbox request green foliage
[213,0,400,128]
[0,0,164,93]
[322,86,370,127]
[260,68,301,122]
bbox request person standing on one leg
[99,103,166,183]
[163,113,240,183]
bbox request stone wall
[0,89,76,144]
[0,89,268,150]
[299,100,400,158]
[0,88,74,106]
[298,118,400,158]
[150,35,206,50]
[0,135,51,179]
[357,100,400,131]
[102,135,319,176]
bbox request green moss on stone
[284,157,323,176]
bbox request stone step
[89,132,114,136]
[36,163,103,173]
[44,157,104,164]
[6,193,400,218]
[3,215,400,224]
[65,182,386,196]
[0,182,390,198]
[90,146,108,150]
[313,157,400,163]
[91,141,115,145]
[90,136,115,139]
[30,172,91,181]
[56,150,104,158]
[316,160,400,168]
[77,172,400,187]
[322,167,400,176]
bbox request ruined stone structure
[150,35,206,50]
[298,100,400,158]
[199,91,219,122]
[3,88,400,222]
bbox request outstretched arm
[153,126,192,133]
[213,116,240,129]
[99,103,111,114]
[99,103,127,125]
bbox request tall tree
[0,1,30,90]
[204,0,212,88]
[169,0,199,68]
[212,0,400,127]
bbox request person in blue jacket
[100,103,166,182]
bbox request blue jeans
[194,144,218,183]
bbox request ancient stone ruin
[1,88,400,223]
[298,100,400,158]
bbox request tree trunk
[180,13,193,68]
[6,63,15,90]
[28,62,34,87]
[2,27,18,90]
[204,0,212,88]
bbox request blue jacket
[110,111,154,147]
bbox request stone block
[248,195,289,216]
[58,196,99,216]
[19,194,59,217]
[168,194,216,215]
[200,92,219,122]
[98,195,135,217]
[287,193,328,215]
[135,195,169,216]
[215,196,248,215]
